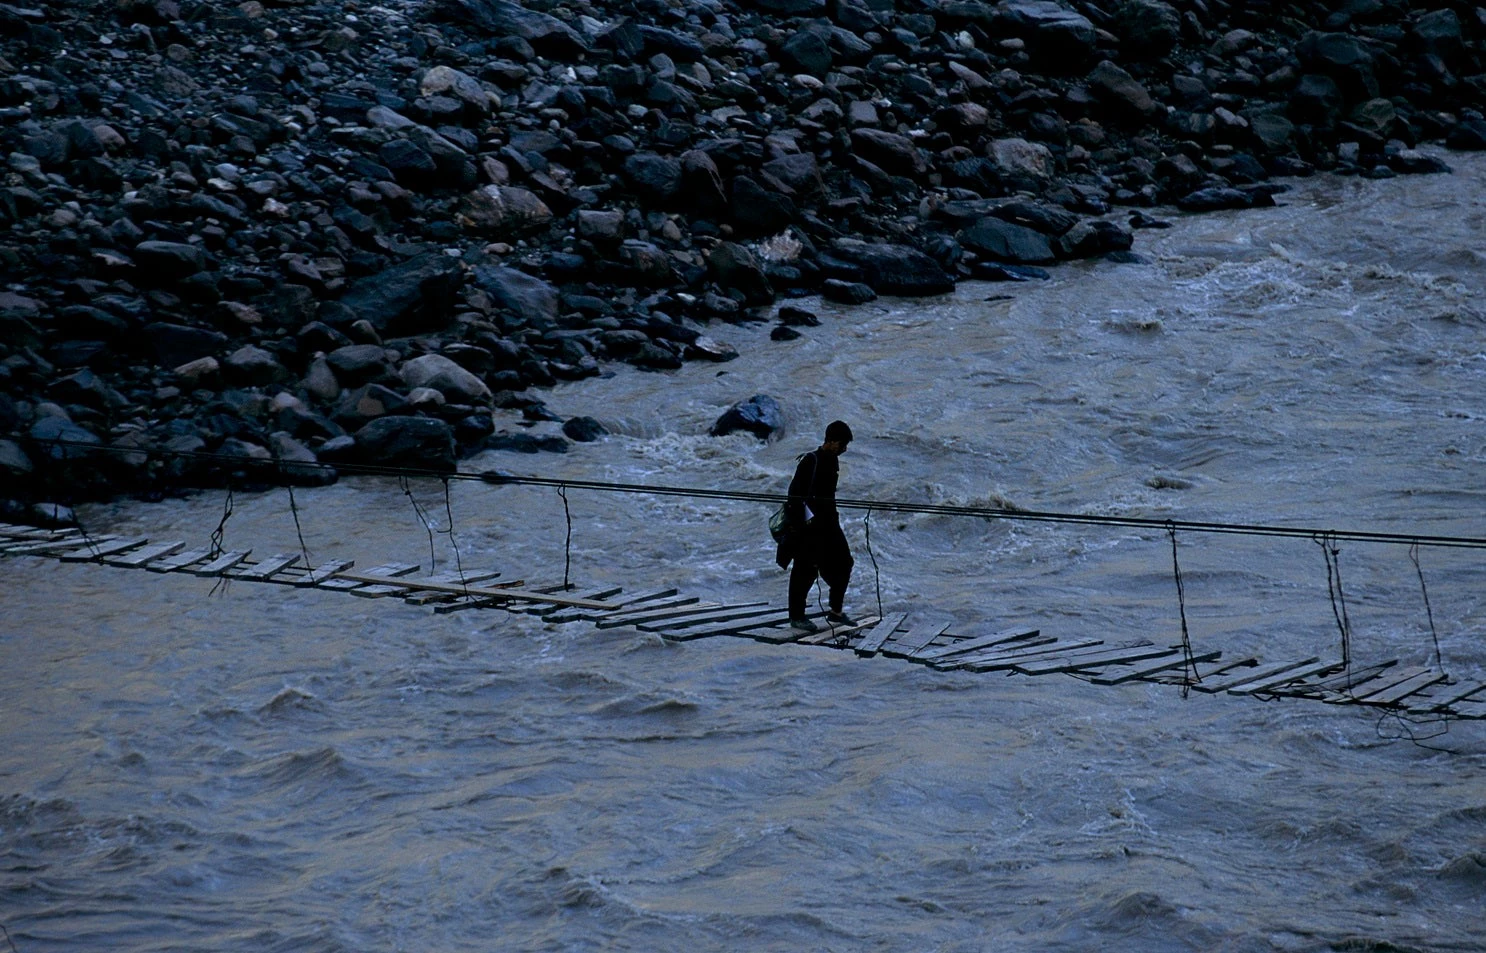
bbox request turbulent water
[5,154,1486,952]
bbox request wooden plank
[1015,643,1174,676]
[1451,700,1486,719]
[295,559,356,586]
[595,601,728,629]
[1291,661,1396,695]
[539,592,695,624]
[914,626,1042,662]
[329,572,622,610]
[0,524,75,541]
[636,604,777,633]
[853,612,909,657]
[796,615,883,645]
[926,634,1057,669]
[185,550,252,576]
[1360,670,1448,706]
[103,540,184,567]
[1226,660,1343,696]
[1410,680,1486,713]
[526,585,623,615]
[1343,666,1433,703]
[958,639,1107,672]
[316,562,419,591]
[663,610,796,641]
[0,534,117,555]
[227,553,301,581]
[1088,649,1222,685]
[57,536,150,562]
[148,547,213,572]
[744,613,833,644]
[879,620,953,659]
[1189,657,1322,695]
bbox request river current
[4,154,1486,952]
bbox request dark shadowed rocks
[339,254,464,336]
[354,416,456,472]
[818,241,955,296]
[473,266,559,330]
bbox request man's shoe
[826,611,854,626]
[789,617,820,633]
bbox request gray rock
[223,345,285,387]
[616,240,674,286]
[850,128,927,177]
[1087,60,1160,120]
[335,383,411,428]
[441,0,589,59]
[29,417,101,461]
[821,279,877,304]
[133,240,208,280]
[730,175,797,236]
[710,394,785,441]
[576,209,625,244]
[338,253,464,336]
[987,138,1056,188]
[472,266,559,330]
[355,416,456,472]
[401,353,492,403]
[623,152,683,204]
[327,344,393,385]
[304,356,341,402]
[993,0,1098,70]
[680,149,728,214]
[0,438,33,481]
[1057,220,1134,258]
[780,27,832,77]
[1115,0,1181,59]
[48,368,128,409]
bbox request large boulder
[710,394,785,441]
[992,1,1098,71]
[401,353,492,404]
[986,138,1055,189]
[338,253,464,336]
[1296,31,1378,101]
[959,217,1056,264]
[730,175,797,236]
[472,265,559,331]
[623,152,683,205]
[354,416,456,472]
[1087,60,1159,121]
[849,129,928,177]
[1114,0,1181,60]
[818,241,954,297]
[437,0,589,59]
[708,241,774,306]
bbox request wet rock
[818,241,955,297]
[778,305,820,327]
[685,335,739,362]
[710,394,785,441]
[0,438,33,484]
[473,265,559,330]
[29,416,101,461]
[401,353,491,404]
[730,175,796,236]
[821,278,877,304]
[1387,150,1450,175]
[780,27,833,78]
[1087,61,1160,121]
[708,241,774,306]
[960,217,1057,264]
[562,416,608,442]
[1446,120,1486,151]
[354,415,455,472]
[850,129,928,178]
[771,324,802,341]
[481,431,570,453]
[1057,219,1134,258]
[339,253,464,336]
[335,383,410,428]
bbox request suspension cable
[1408,542,1446,675]
[1167,523,1201,696]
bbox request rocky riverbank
[2,0,1484,522]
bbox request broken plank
[186,550,253,576]
[329,572,622,610]
[1360,670,1449,706]
[957,639,1107,672]
[1015,642,1173,676]
[1343,666,1435,703]
[1226,660,1344,696]
[295,559,356,586]
[879,620,953,659]
[1412,680,1486,713]
[104,540,185,568]
[1189,657,1322,695]
[316,562,419,591]
[661,610,795,641]
[914,626,1042,662]
[595,601,728,628]
[926,634,1058,669]
[227,553,301,581]
[796,616,883,646]
[148,547,213,572]
[57,536,150,562]
[1088,649,1222,685]
[2,534,114,555]
[853,612,909,657]
[636,604,777,633]
[1292,661,1396,695]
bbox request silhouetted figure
[785,420,854,632]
